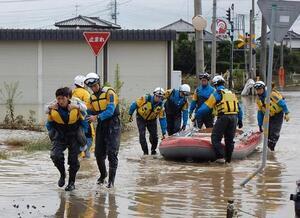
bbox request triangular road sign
[83,32,110,56]
[258,0,300,42]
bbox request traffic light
[226,8,231,22]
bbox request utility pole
[194,0,205,84]
[75,4,79,16]
[249,9,253,79]
[111,0,118,24]
[230,4,234,89]
[226,5,234,89]
[280,40,284,67]
[211,0,217,77]
[252,0,256,79]
[260,16,267,82]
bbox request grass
[4,138,28,147]
[2,136,52,156]
[23,137,52,152]
[0,150,8,159]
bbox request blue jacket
[165,89,189,126]
[257,91,289,126]
[129,95,167,135]
[190,84,215,115]
[196,85,243,122]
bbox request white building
[0,28,175,123]
[257,30,300,50]
[160,19,222,45]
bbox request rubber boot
[96,158,107,184]
[151,150,157,155]
[65,180,75,191]
[106,169,116,188]
[57,166,66,187]
[97,171,107,185]
[65,169,76,191]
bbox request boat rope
[237,208,257,217]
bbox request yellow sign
[237,34,256,48]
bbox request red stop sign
[83,32,110,56]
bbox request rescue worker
[253,81,290,151]
[164,84,190,135]
[128,87,167,155]
[46,87,87,191]
[84,72,121,188]
[72,75,95,158]
[189,72,215,128]
[195,75,243,164]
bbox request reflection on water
[0,92,300,217]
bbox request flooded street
[0,92,299,218]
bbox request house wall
[0,40,170,123]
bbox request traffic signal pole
[226,5,234,89]
[211,0,217,77]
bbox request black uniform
[89,87,121,187]
[48,106,87,189]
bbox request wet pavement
[0,91,299,217]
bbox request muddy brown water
[0,92,299,218]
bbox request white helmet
[179,84,191,96]
[253,81,266,89]
[153,87,165,97]
[212,75,225,86]
[74,75,86,88]
[84,72,100,87]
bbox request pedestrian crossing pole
[240,4,276,187]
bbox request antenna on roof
[75,4,79,17]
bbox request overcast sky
[0,0,299,37]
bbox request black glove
[238,120,243,129]
[259,125,263,132]
[181,125,186,131]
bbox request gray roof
[257,30,300,41]
[55,15,121,29]
[160,19,222,42]
[0,29,176,41]
[160,19,195,33]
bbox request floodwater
[0,92,299,218]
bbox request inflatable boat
[159,129,262,161]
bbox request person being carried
[189,72,215,128]
[253,81,290,151]
[72,75,95,158]
[195,75,243,164]
[128,87,167,155]
[164,84,190,135]
[46,87,87,191]
[84,72,121,188]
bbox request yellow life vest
[48,108,83,125]
[215,89,239,115]
[137,95,164,120]
[90,87,119,113]
[256,91,283,116]
[72,87,91,105]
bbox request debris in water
[32,205,36,209]
[26,205,30,209]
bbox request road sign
[237,34,256,48]
[258,0,300,42]
[83,32,110,56]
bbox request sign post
[83,32,111,75]
[241,0,300,187]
